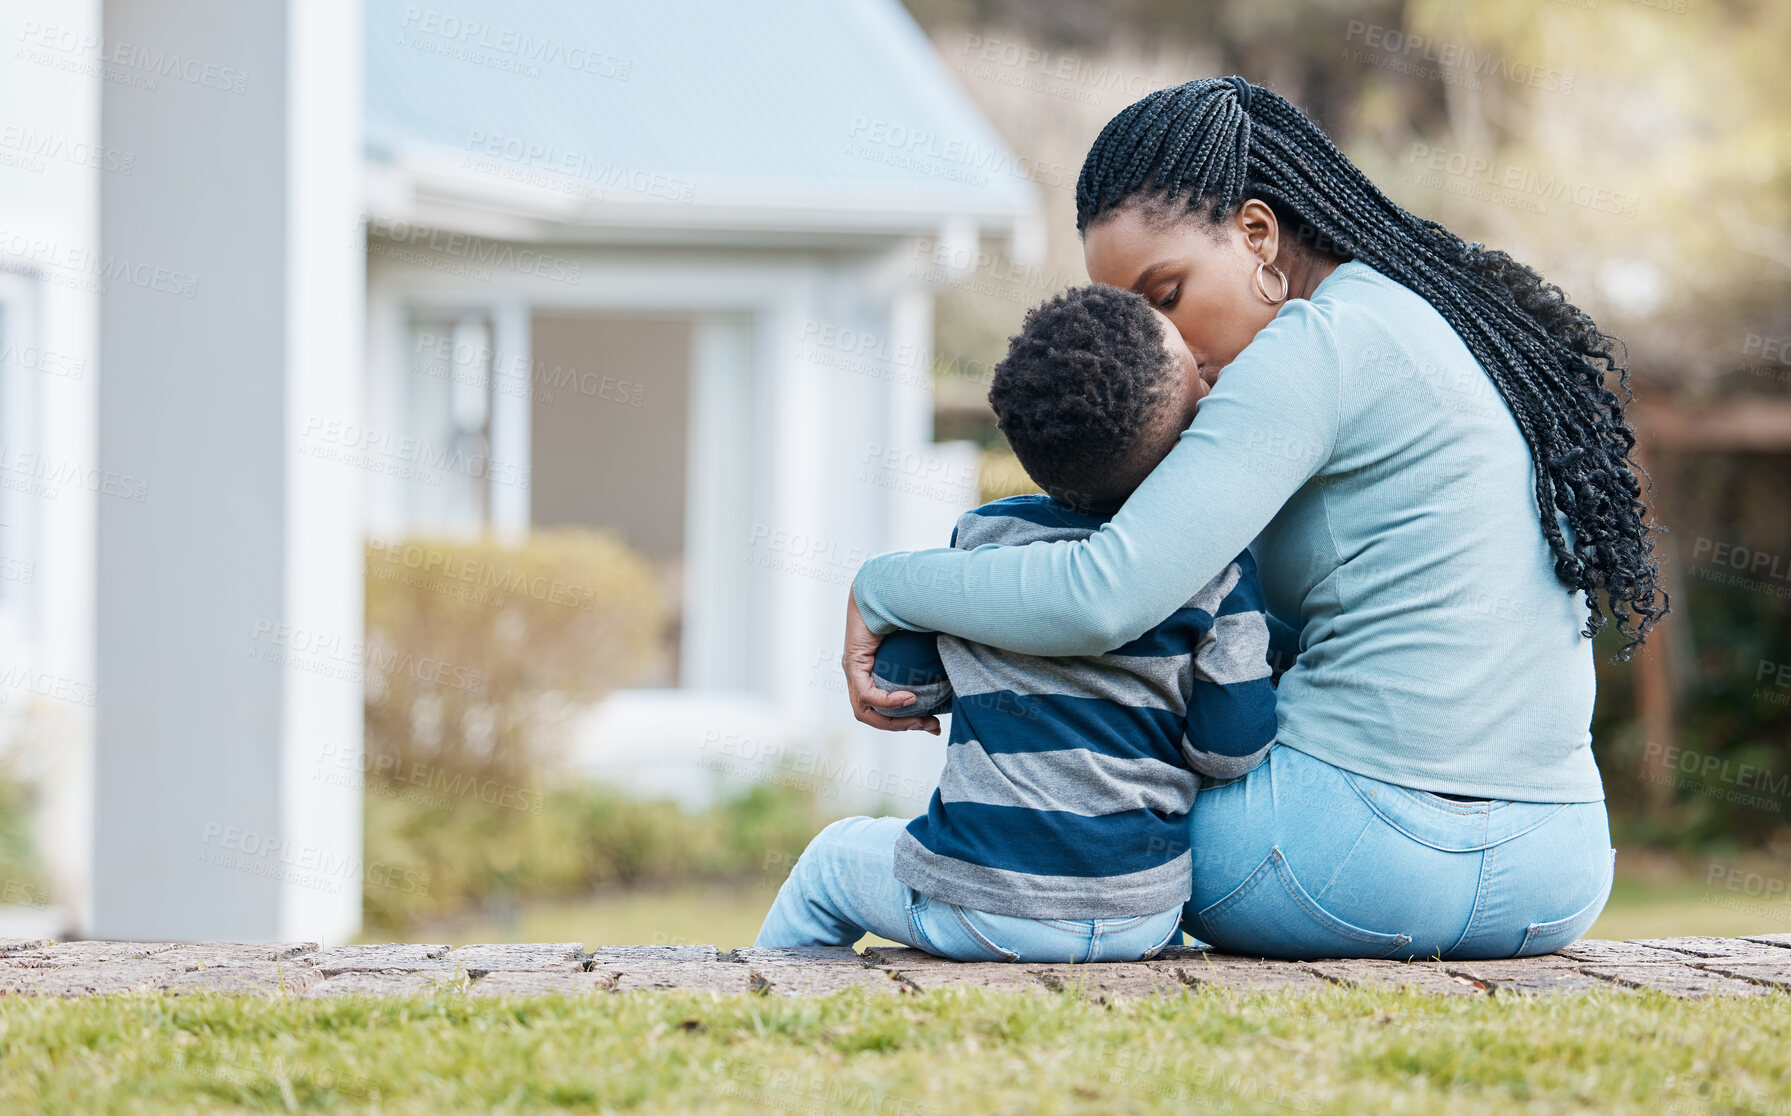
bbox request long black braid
[1077,77,1665,657]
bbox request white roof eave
[364,146,1045,260]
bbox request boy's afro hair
[988,284,1177,514]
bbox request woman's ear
[1237,198,1280,265]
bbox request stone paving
[1,935,1787,1000]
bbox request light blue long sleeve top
[854,260,1603,803]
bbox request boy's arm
[865,513,972,718]
[1263,612,1300,686]
[1179,559,1278,780]
[868,630,953,717]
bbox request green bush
[1591,454,1791,855]
[364,528,668,787]
[362,782,826,934]
[0,763,42,908]
[363,528,689,930]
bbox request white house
[0,0,1038,943]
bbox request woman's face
[1150,306,1210,420]
[1084,199,1287,385]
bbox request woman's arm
[852,298,1343,657]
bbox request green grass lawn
[393,853,1791,951]
[2,985,1786,1114]
[6,854,1787,1113]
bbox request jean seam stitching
[1202,849,1280,924]
[908,902,936,956]
[1270,850,1408,948]
[1359,795,1569,852]
[1447,844,1495,958]
[1140,915,1181,961]
[951,906,1018,961]
[1312,818,1374,905]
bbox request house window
[403,312,496,537]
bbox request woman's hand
[843,590,941,734]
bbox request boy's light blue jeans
[1185,745,1615,959]
[755,816,1184,963]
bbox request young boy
[755,285,1278,963]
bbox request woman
[842,77,1663,960]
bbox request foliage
[363,528,667,788]
[1594,455,1791,855]
[0,761,43,908]
[363,783,827,934]
[4,985,1790,1114]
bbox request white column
[762,288,829,715]
[681,315,756,690]
[361,278,407,541]
[446,315,492,538]
[94,0,364,943]
[488,301,532,545]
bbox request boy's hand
[843,591,942,734]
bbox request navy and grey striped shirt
[871,495,1278,919]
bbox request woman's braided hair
[1077,76,1664,656]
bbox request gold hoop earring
[1255,260,1290,304]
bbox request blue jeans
[756,816,1184,963]
[1185,745,1615,960]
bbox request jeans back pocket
[1516,849,1615,957]
[1194,847,1411,960]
